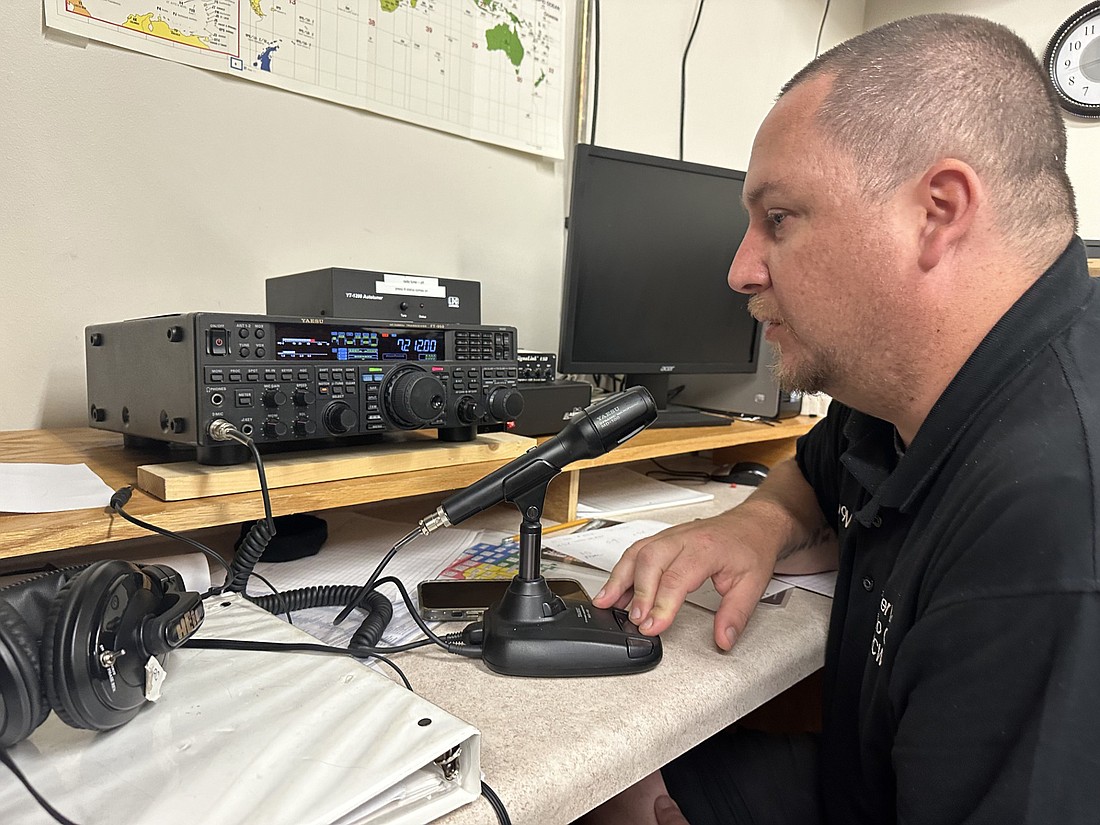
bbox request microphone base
[473,577,662,677]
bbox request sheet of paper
[0,462,114,512]
[773,570,838,598]
[250,511,480,647]
[545,520,791,610]
[575,467,715,518]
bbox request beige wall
[864,0,1100,234]
[3,1,1092,431]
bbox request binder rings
[0,596,481,825]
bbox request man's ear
[915,160,981,272]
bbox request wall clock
[1043,2,1100,118]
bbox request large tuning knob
[385,368,446,428]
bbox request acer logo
[659,365,676,372]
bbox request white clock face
[1052,13,1100,107]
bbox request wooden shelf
[0,416,818,561]
[0,429,536,560]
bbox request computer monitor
[557,144,760,427]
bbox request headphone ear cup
[41,560,150,732]
[0,599,50,747]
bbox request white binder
[0,596,481,825]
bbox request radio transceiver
[86,313,524,464]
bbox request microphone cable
[203,422,396,647]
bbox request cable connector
[460,622,484,648]
[417,506,451,536]
[110,485,134,510]
[207,419,238,442]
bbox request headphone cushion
[0,598,50,747]
[41,576,90,730]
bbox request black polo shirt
[796,238,1100,824]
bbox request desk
[352,484,830,824]
[0,421,829,823]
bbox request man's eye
[767,211,787,228]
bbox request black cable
[590,0,601,144]
[815,0,832,58]
[109,488,291,619]
[370,576,483,658]
[249,585,394,649]
[679,0,707,161]
[332,543,399,626]
[109,488,232,579]
[185,637,415,690]
[0,749,81,825]
[227,430,275,529]
[645,458,712,484]
[222,429,278,594]
[481,779,512,825]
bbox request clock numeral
[1069,40,1083,51]
[1070,75,1076,86]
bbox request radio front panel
[86,313,523,464]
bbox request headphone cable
[0,748,80,825]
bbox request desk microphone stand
[473,481,662,677]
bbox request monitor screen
[557,145,759,424]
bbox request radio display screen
[273,324,444,362]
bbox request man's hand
[654,795,689,825]
[591,511,778,651]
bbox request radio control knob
[455,395,483,425]
[323,401,358,434]
[262,390,287,408]
[263,420,288,439]
[386,369,446,428]
[487,387,524,421]
[294,419,317,437]
[293,389,316,407]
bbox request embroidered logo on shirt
[870,595,893,667]
[838,504,853,529]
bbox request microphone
[413,385,657,536]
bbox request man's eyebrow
[743,180,781,209]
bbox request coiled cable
[249,584,394,648]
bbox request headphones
[0,559,204,748]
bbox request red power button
[207,328,230,356]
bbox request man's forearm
[724,458,839,575]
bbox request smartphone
[416,578,591,621]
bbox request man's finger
[654,795,689,825]
[712,570,772,651]
[639,561,703,635]
[591,544,640,608]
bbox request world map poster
[45,0,567,158]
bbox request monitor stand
[624,374,733,429]
[649,403,732,429]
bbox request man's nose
[727,234,770,295]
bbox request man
[583,13,1100,825]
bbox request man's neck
[837,248,1058,447]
